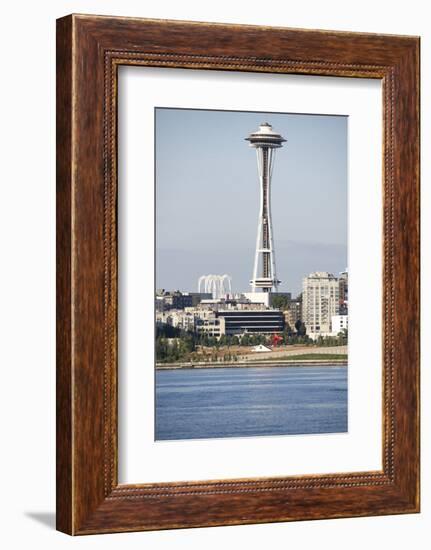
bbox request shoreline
[156,360,348,370]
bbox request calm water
[155,365,347,440]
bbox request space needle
[246,123,286,293]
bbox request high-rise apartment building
[302,272,340,338]
[338,269,348,315]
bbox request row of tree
[270,294,299,310]
[314,329,348,347]
[156,335,195,363]
[155,326,347,363]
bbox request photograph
[154,107,349,441]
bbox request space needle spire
[246,122,286,293]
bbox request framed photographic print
[56,14,420,534]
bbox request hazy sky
[155,108,347,296]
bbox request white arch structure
[198,274,232,300]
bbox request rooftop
[245,123,286,148]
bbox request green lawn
[260,353,348,362]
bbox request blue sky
[155,108,347,296]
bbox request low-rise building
[157,300,284,339]
[216,309,284,336]
[169,310,196,331]
[331,314,348,335]
[155,310,172,326]
[165,291,193,310]
[156,309,197,332]
[243,292,271,307]
[195,316,224,338]
[283,298,302,330]
[155,290,210,311]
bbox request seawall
[156,359,348,370]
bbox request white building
[302,272,340,339]
[252,344,272,352]
[155,310,172,326]
[169,310,196,331]
[331,314,348,335]
[155,309,197,331]
[243,291,271,307]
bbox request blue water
[155,366,347,440]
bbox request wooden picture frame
[56,14,420,535]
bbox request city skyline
[156,107,348,296]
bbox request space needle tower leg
[246,123,286,294]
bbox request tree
[337,328,348,345]
[241,333,251,346]
[156,324,181,338]
[271,294,291,310]
[295,320,307,336]
[155,337,169,362]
